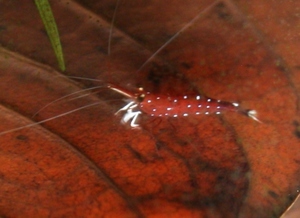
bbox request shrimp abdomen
[139,93,238,117]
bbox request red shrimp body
[139,93,239,117]
[108,84,260,127]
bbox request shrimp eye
[136,87,145,102]
[137,93,145,102]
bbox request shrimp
[0,1,261,136]
[103,0,261,128]
[107,83,261,128]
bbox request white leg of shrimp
[115,101,142,128]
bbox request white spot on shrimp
[183,96,188,99]
[217,106,221,109]
[232,102,239,107]
[173,114,178,117]
[217,99,221,102]
[206,105,210,109]
[216,112,221,115]
[152,108,157,112]
[167,107,172,111]
[159,114,163,117]
[205,112,209,115]
[196,96,201,100]
[183,113,188,117]
[196,112,200,115]
[187,105,191,108]
[147,100,152,103]
[207,99,211,102]
[198,105,202,108]
[156,97,160,100]
[151,114,155,116]
[173,99,178,103]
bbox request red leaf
[0,0,300,217]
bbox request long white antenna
[136,0,220,73]
[108,0,121,55]
[32,86,103,118]
[0,102,102,136]
[32,75,107,117]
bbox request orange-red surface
[0,0,300,217]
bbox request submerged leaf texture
[1,0,300,217]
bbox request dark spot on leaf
[16,135,28,141]
[40,28,47,36]
[147,65,165,87]
[287,194,295,202]
[180,192,202,206]
[292,120,300,138]
[147,63,178,87]
[181,62,193,69]
[245,63,255,68]
[217,175,225,182]
[215,3,232,21]
[0,26,6,32]
[124,144,146,163]
[95,45,106,54]
[136,193,155,203]
[155,140,165,150]
[189,178,198,189]
[275,60,288,72]
[294,65,300,70]
[268,190,279,199]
